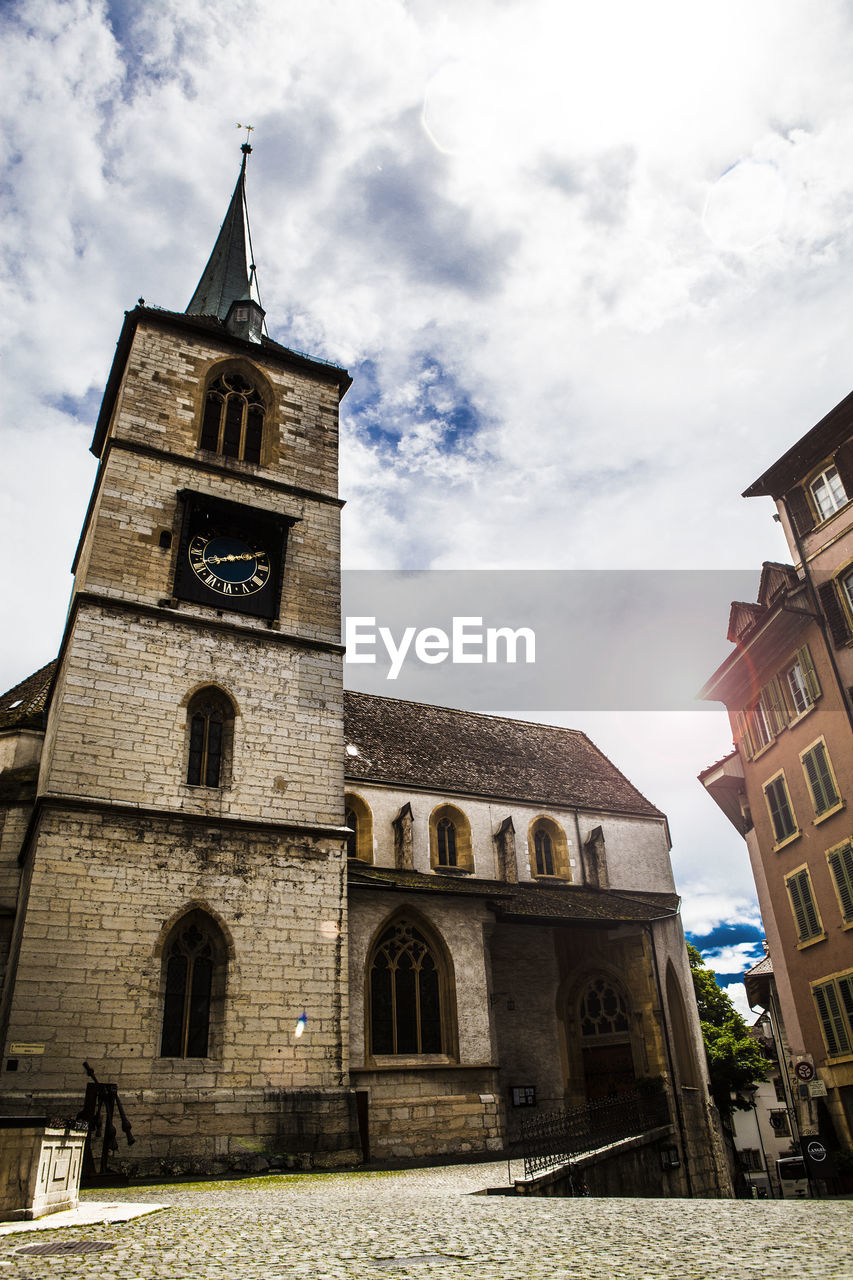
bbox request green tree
[687,944,768,1117]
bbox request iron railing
[520,1091,670,1180]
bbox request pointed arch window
[429,804,474,872]
[579,977,630,1037]
[344,793,373,863]
[369,917,451,1056]
[160,913,226,1058]
[527,816,571,879]
[437,816,457,866]
[534,828,554,876]
[199,372,265,463]
[186,688,234,788]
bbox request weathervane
[236,122,255,155]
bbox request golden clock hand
[206,551,264,565]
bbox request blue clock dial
[188,532,271,597]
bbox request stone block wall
[351,1067,504,1161]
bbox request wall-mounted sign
[9,1043,44,1056]
[511,1085,536,1107]
[808,1079,828,1098]
[794,1059,815,1082]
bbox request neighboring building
[700,402,853,1159]
[731,959,798,1198]
[0,149,727,1193]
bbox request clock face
[188,532,271,597]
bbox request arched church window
[160,912,225,1058]
[369,917,448,1055]
[527,816,571,879]
[344,793,373,863]
[186,688,234,788]
[579,977,630,1037]
[199,372,265,463]
[345,807,358,860]
[429,804,474,872]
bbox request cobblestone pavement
[0,1162,850,1280]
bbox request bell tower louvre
[0,146,361,1169]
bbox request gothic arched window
[186,688,234,788]
[369,917,450,1056]
[160,912,226,1058]
[429,804,474,872]
[579,977,630,1037]
[199,371,265,463]
[527,816,571,879]
[344,793,373,863]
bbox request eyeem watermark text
[345,616,536,681]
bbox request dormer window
[810,466,847,521]
[199,372,265,463]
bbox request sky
[5,0,853,1015]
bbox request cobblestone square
[0,1163,850,1280]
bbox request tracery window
[186,688,234,788]
[160,914,225,1058]
[527,816,570,879]
[199,372,265,463]
[369,918,446,1055]
[429,804,474,872]
[579,977,630,1037]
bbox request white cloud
[4,0,853,948]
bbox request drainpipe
[645,922,694,1197]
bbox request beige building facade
[0,152,727,1192]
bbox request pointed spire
[186,143,266,342]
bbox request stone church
[0,149,726,1193]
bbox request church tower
[0,147,359,1169]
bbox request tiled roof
[348,864,679,923]
[744,954,773,978]
[0,662,56,731]
[343,692,663,818]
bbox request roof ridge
[343,689,587,738]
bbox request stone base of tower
[0,1086,362,1176]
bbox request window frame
[762,771,799,849]
[344,792,374,863]
[197,364,270,465]
[799,737,842,821]
[809,464,848,522]
[428,804,474,873]
[185,687,235,790]
[784,864,825,947]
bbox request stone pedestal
[0,1119,86,1220]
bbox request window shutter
[764,677,788,734]
[735,710,754,761]
[839,975,853,1028]
[803,743,839,814]
[787,870,820,941]
[786,486,815,537]
[828,844,853,923]
[797,645,821,704]
[817,581,851,647]
[814,982,852,1056]
[834,439,853,498]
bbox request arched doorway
[578,975,636,1100]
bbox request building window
[739,1148,762,1172]
[579,977,630,1037]
[810,466,848,521]
[827,842,853,925]
[800,740,841,817]
[785,646,821,716]
[527,816,571,879]
[844,568,853,617]
[774,1076,786,1103]
[199,371,265,463]
[344,792,373,863]
[160,912,226,1058]
[369,916,451,1056]
[763,774,798,846]
[186,688,234,788]
[812,974,853,1058]
[785,867,824,944]
[769,1110,790,1136]
[750,699,774,750]
[429,804,474,872]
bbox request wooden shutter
[797,645,821,704]
[763,677,788,734]
[786,486,815,537]
[735,710,754,761]
[828,844,853,923]
[787,870,821,941]
[813,982,852,1056]
[803,742,839,814]
[817,581,851,647]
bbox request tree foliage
[687,944,768,1118]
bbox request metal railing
[520,1091,670,1181]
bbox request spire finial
[237,122,254,155]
